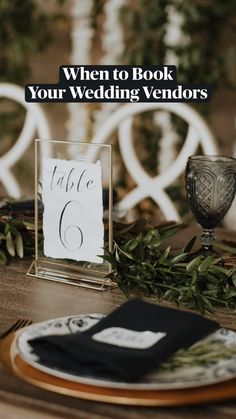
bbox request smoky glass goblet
[185,155,236,256]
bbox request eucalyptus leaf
[210,266,228,275]
[195,294,206,315]
[158,246,171,264]
[169,252,188,265]
[199,256,214,273]
[159,223,184,240]
[23,221,35,230]
[125,238,139,252]
[186,256,201,272]
[118,247,134,260]
[15,231,24,258]
[184,236,197,253]
[6,232,15,257]
[190,269,198,285]
[214,241,236,254]
[0,250,7,264]
[232,273,236,287]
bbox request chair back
[0,83,52,198]
[89,103,218,221]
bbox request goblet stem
[201,229,215,256]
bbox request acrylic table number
[42,158,104,264]
[27,139,114,290]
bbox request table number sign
[42,158,104,264]
[27,139,113,290]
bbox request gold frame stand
[27,260,116,291]
[27,139,115,291]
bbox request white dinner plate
[17,314,236,390]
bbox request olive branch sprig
[103,224,236,314]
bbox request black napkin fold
[29,299,219,382]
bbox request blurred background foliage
[0,0,49,82]
[0,0,67,83]
[0,0,235,218]
[1,0,235,93]
[120,0,236,88]
[118,0,236,167]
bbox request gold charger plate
[1,332,236,406]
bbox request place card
[92,327,167,349]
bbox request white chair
[88,103,218,222]
[0,83,52,198]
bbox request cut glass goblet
[185,155,236,257]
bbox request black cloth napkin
[29,299,219,382]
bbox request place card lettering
[42,157,104,263]
[93,327,167,349]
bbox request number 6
[59,201,83,251]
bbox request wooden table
[1,224,236,418]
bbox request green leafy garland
[1,210,236,315]
[103,223,236,314]
[0,205,35,263]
